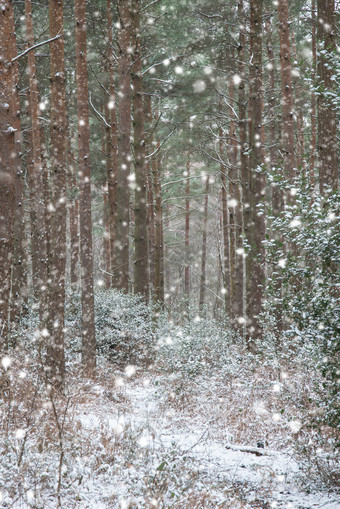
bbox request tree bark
[153,146,164,307]
[199,175,210,310]
[184,158,190,299]
[8,0,28,324]
[317,0,337,193]
[25,0,49,323]
[309,0,317,188]
[0,0,17,346]
[75,0,96,377]
[278,0,296,182]
[237,1,248,330]
[103,188,111,289]
[131,0,149,301]
[227,65,239,325]
[219,124,231,317]
[106,0,118,285]
[46,0,68,386]
[266,13,283,334]
[246,0,265,347]
[67,135,80,289]
[144,95,155,297]
[114,0,132,292]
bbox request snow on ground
[1,347,338,508]
[67,371,338,509]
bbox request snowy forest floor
[1,339,339,509]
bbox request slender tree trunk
[75,0,96,377]
[25,107,40,303]
[290,31,305,175]
[132,0,149,301]
[199,176,210,310]
[114,0,132,291]
[317,0,337,193]
[103,189,111,289]
[147,173,155,296]
[101,114,111,289]
[0,1,17,346]
[184,157,190,298]
[164,202,170,296]
[309,0,317,187]
[106,0,118,284]
[227,67,238,325]
[25,0,49,323]
[67,136,80,288]
[246,0,265,347]
[9,1,28,324]
[144,96,155,297]
[237,0,250,328]
[266,14,283,333]
[46,0,68,386]
[278,0,296,182]
[153,147,164,306]
[219,125,231,316]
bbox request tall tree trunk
[114,0,132,291]
[317,0,337,193]
[132,0,149,301]
[0,1,17,346]
[237,1,248,330]
[67,135,80,289]
[219,125,231,316]
[103,189,111,289]
[46,0,68,386]
[147,172,155,296]
[101,114,111,289]
[153,147,164,306]
[309,0,317,188]
[278,0,296,182]
[75,0,96,377]
[9,1,28,324]
[144,96,155,297]
[184,157,190,299]
[199,175,210,310]
[266,13,283,333]
[25,0,49,323]
[164,202,170,296]
[227,66,238,325]
[246,0,265,347]
[106,0,118,285]
[25,105,40,303]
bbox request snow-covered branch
[12,34,63,63]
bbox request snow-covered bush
[157,313,239,378]
[263,179,339,430]
[94,289,156,367]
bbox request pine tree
[0,0,17,345]
[75,0,96,377]
[132,0,149,301]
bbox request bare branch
[12,34,62,63]
[89,93,110,128]
[142,0,164,11]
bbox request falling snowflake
[192,80,206,93]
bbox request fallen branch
[225,443,274,457]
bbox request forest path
[75,370,339,509]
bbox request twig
[12,34,63,63]
[182,429,209,455]
[146,127,177,159]
[50,392,72,508]
[89,93,110,128]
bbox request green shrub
[263,178,340,430]
[94,289,156,367]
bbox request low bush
[94,289,156,367]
